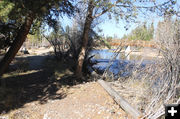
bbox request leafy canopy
[0,0,75,50]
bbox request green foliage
[4,0,75,35]
[0,0,75,50]
[28,20,44,47]
[0,0,14,22]
[122,22,154,41]
[0,1,16,49]
[6,0,74,22]
[0,21,19,49]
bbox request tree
[75,0,176,78]
[122,22,154,41]
[0,1,17,50]
[0,0,74,76]
[0,0,14,22]
[75,0,94,78]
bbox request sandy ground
[1,82,130,119]
[28,47,54,56]
[131,48,161,58]
[0,47,53,62]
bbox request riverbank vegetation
[103,19,180,118]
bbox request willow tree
[75,0,176,78]
[0,0,74,76]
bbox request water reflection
[89,49,151,61]
[89,49,153,78]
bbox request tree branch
[92,1,120,19]
[92,0,172,19]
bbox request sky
[60,13,160,39]
[96,13,164,38]
[59,0,180,39]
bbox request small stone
[117,112,121,115]
[0,116,8,119]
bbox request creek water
[88,49,154,77]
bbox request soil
[0,47,130,119]
[1,82,130,119]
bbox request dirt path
[21,47,54,70]
[1,82,129,119]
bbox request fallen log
[98,79,142,119]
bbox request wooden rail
[98,80,142,119]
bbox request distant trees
[44,23,72,60]
[0,0,75,76]
[122,22,154,41]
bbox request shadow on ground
[0,54,83,114]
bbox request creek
[88,49,154,78]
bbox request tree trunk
[0,13,34,77]
[75,1,94,78]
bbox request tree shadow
[0,54,81,114]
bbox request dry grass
[142,19,180,119]
[102,19,180,119]
[110,77,152,112]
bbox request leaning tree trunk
[0,13,34,77]
[75,1,94,78]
